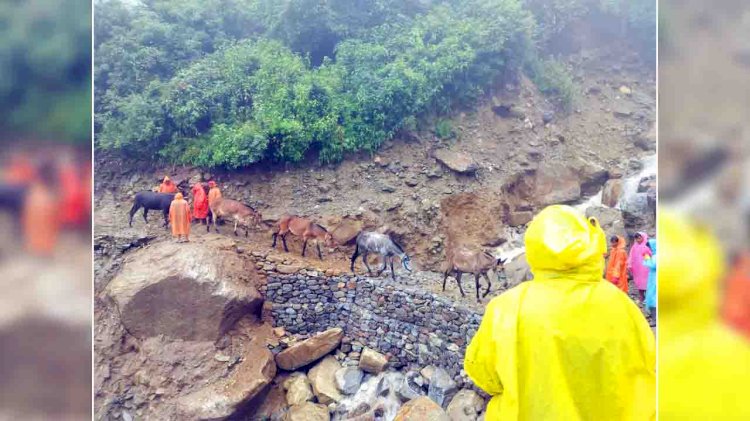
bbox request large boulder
[105,238,262,341]
[446,389,485,421]
[508,165,581,206]
[285,402,330,421]
[394,396,450,421]
[572,159,609,196]
[308,356,343,404]
[601,179,623,208]
[283,372,314,406]
[177,342,276,420]
[434,150,479,174]
[359,348,388,374]
[586,206,626,239]
[275,328,344,371]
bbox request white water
[617,154,656,212]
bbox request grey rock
[335,366,364,395]
[428,367,458,407]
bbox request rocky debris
[491,104,525,119]
[612,103,633,118]
[446,389,485,421]
[283,372,314,406]
[507,210,533,227]
[633,131,656,151]
[397,371,427,401]
[586,206,626,238]
[335,366,364,395]
[276,328,344,371]
[359,348,388,374]
[105,238,262,341]
[433,150,478,174]
[420,365,436,383]
[176,342,276,420]
[428,367,458,407]
[308,356,344,404]
[638,175,656,193]
[503,253,532,287]
[394,396,450,421]
[335,372,404,420]
[248,379,288,420]
[542,110,555,124]
[601,179,623,208]
[285,402,330,421]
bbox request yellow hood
[525,205,607,281]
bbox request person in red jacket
[191,182,209,225]
[58,155,86,227]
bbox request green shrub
[525,55,577,111]
[435,119,455,140]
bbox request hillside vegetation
[0,0,91,142]
[95,0,653,168]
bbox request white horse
[350,231,412,280]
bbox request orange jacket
[606,236,629,293]
[723,252,750,338]
[169,194,191,237]
[158,176,177,193]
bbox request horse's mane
[390,236,405,253]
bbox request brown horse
[442,245,506,302]
[208,197,262,237]
[271,215,335,259]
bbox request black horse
[128,191,175,228]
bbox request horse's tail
[351,241,359,260]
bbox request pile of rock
[272,327,488,421]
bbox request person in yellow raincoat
[659,211,750,419]
[465,205,655,420]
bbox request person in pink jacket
[628,232,652,305]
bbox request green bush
[435,119,455,140]
[525,55,577,111]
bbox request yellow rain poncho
[659,211,750,419]
[465,205,655,420]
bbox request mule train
[128,188,512,302]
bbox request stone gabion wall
[263,271,483,379]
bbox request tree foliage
[95,0,654,168]
[0,0,91,142]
